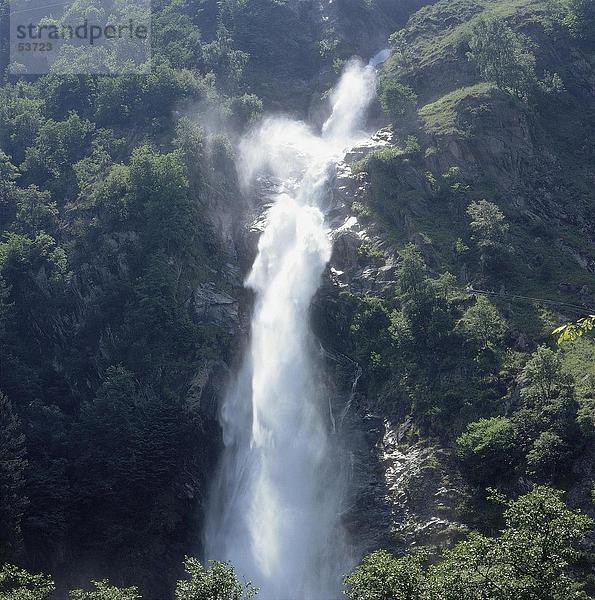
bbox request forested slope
[0,0,594,598]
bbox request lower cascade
[204,58,378,599]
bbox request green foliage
[175,558,258,600]
[526,431,569,479]
[69,581,140,600]
[456,416,517,478]
[0,4,235,590]
[350,296,392,373]
[70,365,201,562]
[467,18,537,99]
[151,0,202,69]
[554,315,595,344]
[344,549,426,600]
[390,246,457,360]
[461,296,507,350]
[0,563,54,600]
[379,80,417,121]
[202,26,249,92]
[0,393,27,561]
[455,342,586,485]
[1,0,594,594]
[353,146,404,173]
[521,345,571,404]
[229,94,263,129]
[562,0,595,43]
[347,487,593,599]
[466,200,510,272]
[21,112,95,198]
[0,84,45,164]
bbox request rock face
[421,87,535,189]
[379,420,469,549]
[309,130,472,557]
[193,282,239,335]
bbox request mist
[204,58,378,599]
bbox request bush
[0,563,54,599]
[457,416,517,478]
[69,580,140,600]
[379,80,417,121]
[526,430,569,480]
[466,199,510,272]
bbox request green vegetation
[379,80,418,121]
[0,0,594,596]
[0,0,261,593]
[467,18,537,99]
[69,581,140,600]
[175,558,258,600]
[460,296,507,350]
[456,417,517,477]
[456,343,587,484]
[0,558,256,600]
[418,82,497,136]
[346,487,593,600]
[0,563,54,599]
[466,200,510,273]
[554,315,595,344]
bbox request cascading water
[205,58,379,599]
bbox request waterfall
[205,58,378,599]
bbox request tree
[229,94,263,129]
[69,580,140,600]
[467,18,537,99]
[461,296,507,350]
[0,151,19,232]
[13,187,59,237]
[151,1,202,69]
[466,200,509,271]
[0,563,54,600]
[391,245,455,354]
[563,0,595,43]
[521,345,570,403]
[350,295,391,372]
[526,431,569,480]
[0,392,27,561]
[344,550,425,600]
[346,487,593,599]
[201,26,249,92]
[175,558,258,600]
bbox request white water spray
[205,58,378,599]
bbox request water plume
[205,58,378,599]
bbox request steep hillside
[313,0,595,590]
[0,0,594,598]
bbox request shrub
[526,430,569,480]
[379,80,417,121]
[456,416,517,477]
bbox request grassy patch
[387,0,549,72]
[562,337,595,397]
[418,82,496,135]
